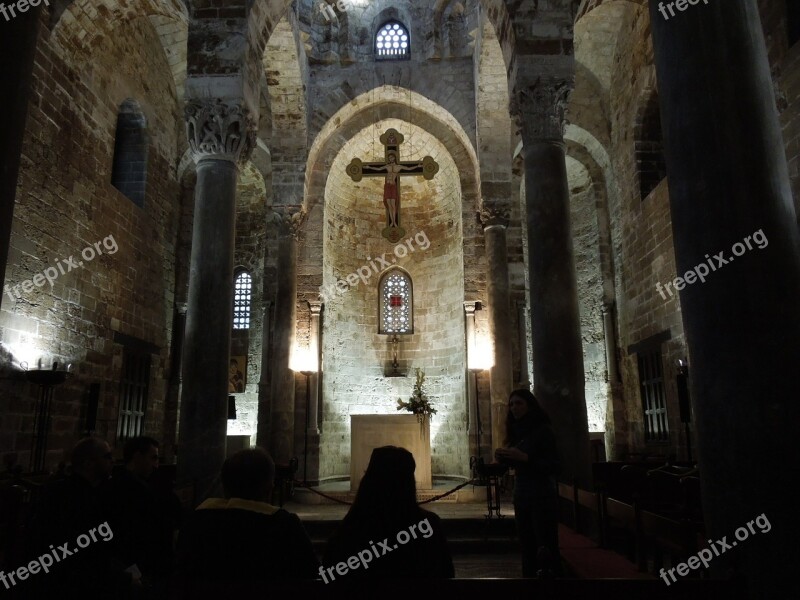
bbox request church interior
[1,0,799,598]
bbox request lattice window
[379,270,413,334]
[111,99,148,207]
[376,21,410,59]
[638,349,669,443]
[233,271,252,329]
[117,347,150,442]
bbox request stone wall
[0,12,182,468]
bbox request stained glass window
[233,271,252,329]
[379,270,413,334]
[376,21,410,59]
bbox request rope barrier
[291,478,479,506]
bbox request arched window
[111,99,148,207]
[376,21,410,60]
[379,269,413,334]
[233,271,252,329]
[635,91,668,200]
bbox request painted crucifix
[346,128,439,243]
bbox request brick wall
[0,13,182,468]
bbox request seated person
[175,448,319,582]
[26,437,135,599]
[323,446,454,580]
[100,436,176,598]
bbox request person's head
[70,437,113,486]
[123,436,160,480]
[506,389,551,443]
[221,448,275,501]
[388,153,397,164]
[347,446,418,526]
[229,359,239,376]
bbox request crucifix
[346,128,439,243]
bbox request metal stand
[25,367,70,473]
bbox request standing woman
[495,389,562,577]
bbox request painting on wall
[229,356,246,393]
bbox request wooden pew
[639,509,699,574]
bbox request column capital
[185,98,256,165]
[464,301,479,316]
[308,301,323,315]
[274,205,307,239]
[479,202,510,229]
[510,76,572,143]
[175,302,188,315]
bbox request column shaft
[178,159,238,499]
[270,233,298,463]
[524,141,591,487]
[256,300,272,449]
[649,2,800,595]
[484,224,514,454]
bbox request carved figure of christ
[346,129,439,242]
[362,153,419,229]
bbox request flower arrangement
[396,368,437,421]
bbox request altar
[350,414,432,491]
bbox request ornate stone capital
[510,77,572,142]
[185,99,256,164]
[275,206,307,239]
[308,301,322,316]
[464,301,478,317]
[479,202,511,229]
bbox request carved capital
[510,77,572,142]
[185,99,256,164]
[479,202,511,229]
[275,206,307,239]
[308,301,323,316]
[463,301,478,317]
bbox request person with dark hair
[175,448,318,585]
[26,437,135,599]
[323,446,454,580]
[100,435,175,599]
[495,389,562,577]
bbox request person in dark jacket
[495,389,562,577]
[26,437,136,599]
[323,446,454,581]
[175,447,319,586]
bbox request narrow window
[234,271,252,329]
[111,99,148,207]
[379,269,413,334]
[117,347,150,442]
[788,0,800,47]
[376,21,410,60]
[635,92,668,200]
[638,348,669,443]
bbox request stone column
[480,203,514,454]
[0,3,41,303]
[305,301,322,484]
[177,100,255,501]
[269,207,305,463]
[513,78,591,487]
[256,300,272,449]
[648,3,800,596]
[464,301,478,445]
[516,299,530,387]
